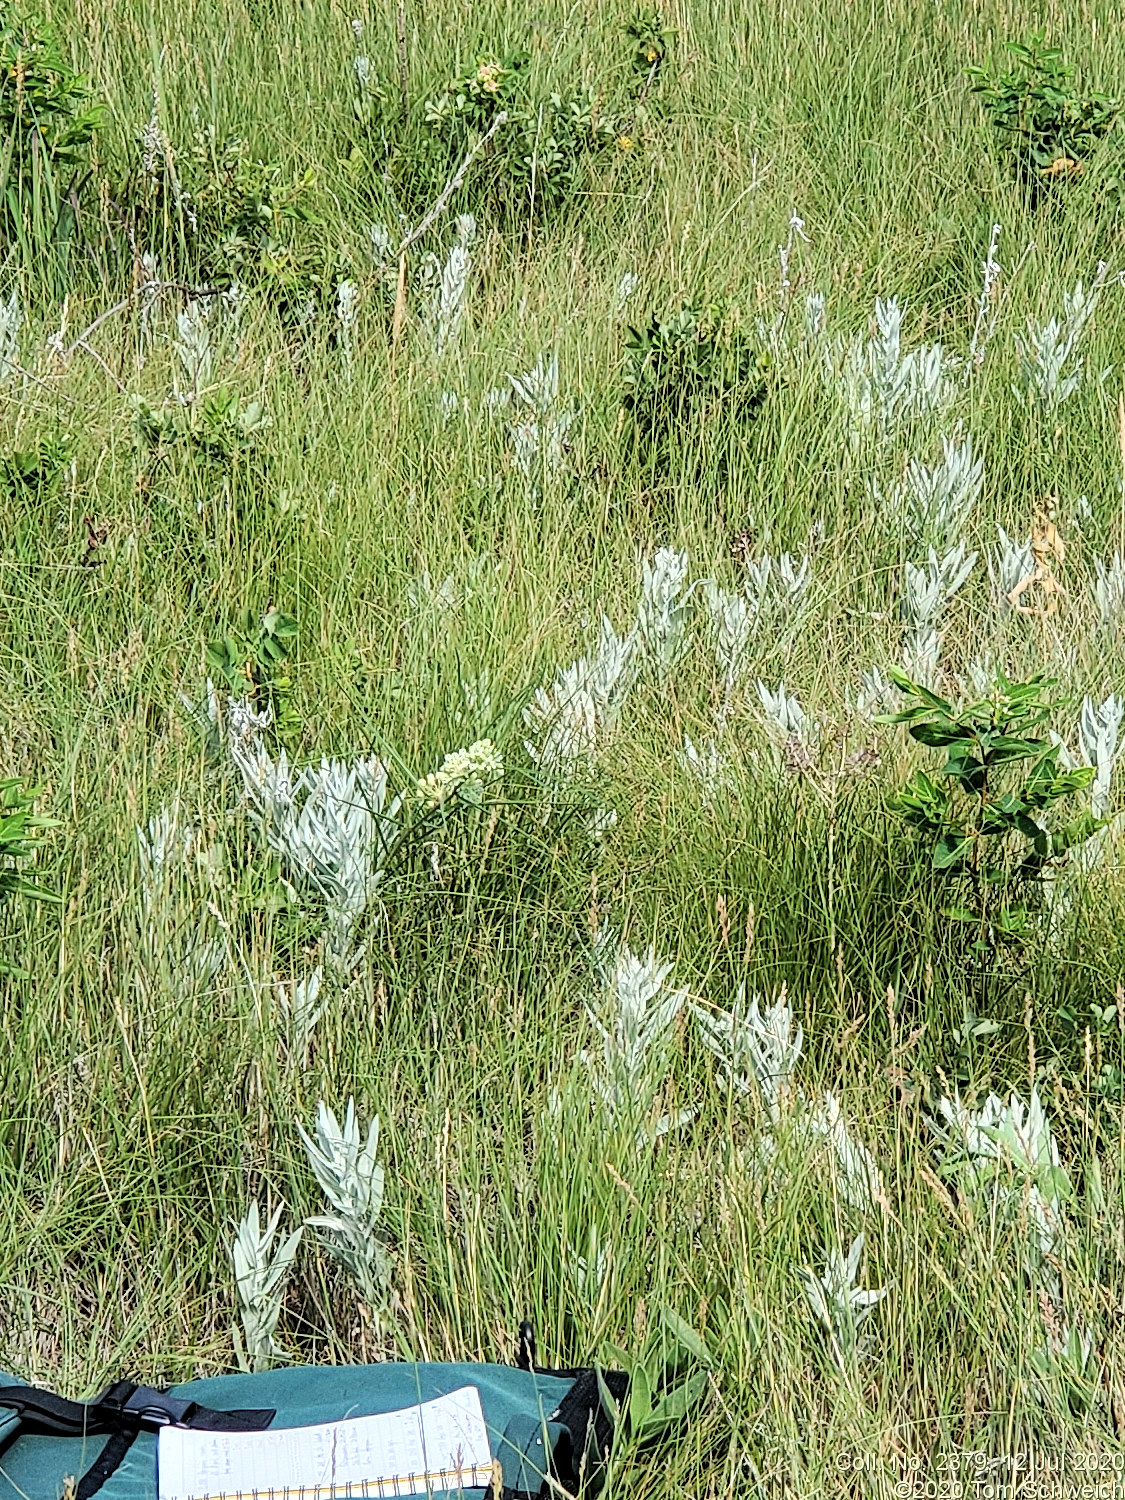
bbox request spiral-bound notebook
[157,1385,494,1500]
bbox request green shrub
[620,302,772,479]
[0,8,105,289]
[881,669,1100,958]
[346,19,668,229]
[967,33,1120,197]
[0,775,58,974]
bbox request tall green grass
[2,0,1125,1488]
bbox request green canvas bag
[0,1325,626,1500]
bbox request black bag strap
[0,1380,274,1438]
[0,1380,275,1500]
[510,1323,629,1497]
[75,1430,140,1500]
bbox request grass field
[4,0,1125,1492]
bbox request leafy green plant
[624,10,675,91]
[881,669,1100,955]
[0,433,72,502]
[420,56,625,219]
[206,607,299,742]
[967,34,1119,195]
[0,775,59,973]
[347,22,657,228]
[0,9,105,288]
[620,302,771,478]
[596,1304,712,1453]
[139,126,338,316]
[130,388,269,468]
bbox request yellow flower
[616,135,634,152]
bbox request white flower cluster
[416,738,503,810]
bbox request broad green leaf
[601,1342,636,1378]
[637,1372,709,1439]
[984,738,1047,766]
[887,667,953,712]
[655,1304,713,1368]
[628,1362,652,1432]
[594,1366,619,1430]
[932,832,971,870]
[909,721,975,748]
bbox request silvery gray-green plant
[1092,552,1125,632]
[759,684,822,774]
[875,433,983,552]
[580,937,694,1144]
[803,289,827,351]
[453,670,493,730]
[677,733,734,806]
[231,1202,303,1373]
[336,280,359,364]
[172,299,216,398]
[755,680,813,752]
[636,547,692,679]
[741,551,811,624]
[930,1087,1070,1257]
[275,966,326,1063]
[135,803,225,1002]
[763,209,810,353]
[298,1098,392,1320]
[422,214,475,356]
[796,1233,888,1372]
[808,1090,887,1213]
[489,351,572,482]
[930,1086,1090,1398]
[1014,267,1109,413]
[703,580,753,686]
[230,726,402,966]
[967,222,1003,371]
[525,616,637,781]
[832,296,957,443]
[405,554,494,639]
[852,664,897,722]
[0,291,21,382]
[1077,694,1123,821]
[692,990,884,1211]
[988,525,1034,614]
[901,543,976,683]
[692,988,802,1119]
[613,272,639,315]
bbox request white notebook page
[158,1385,493,1500]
